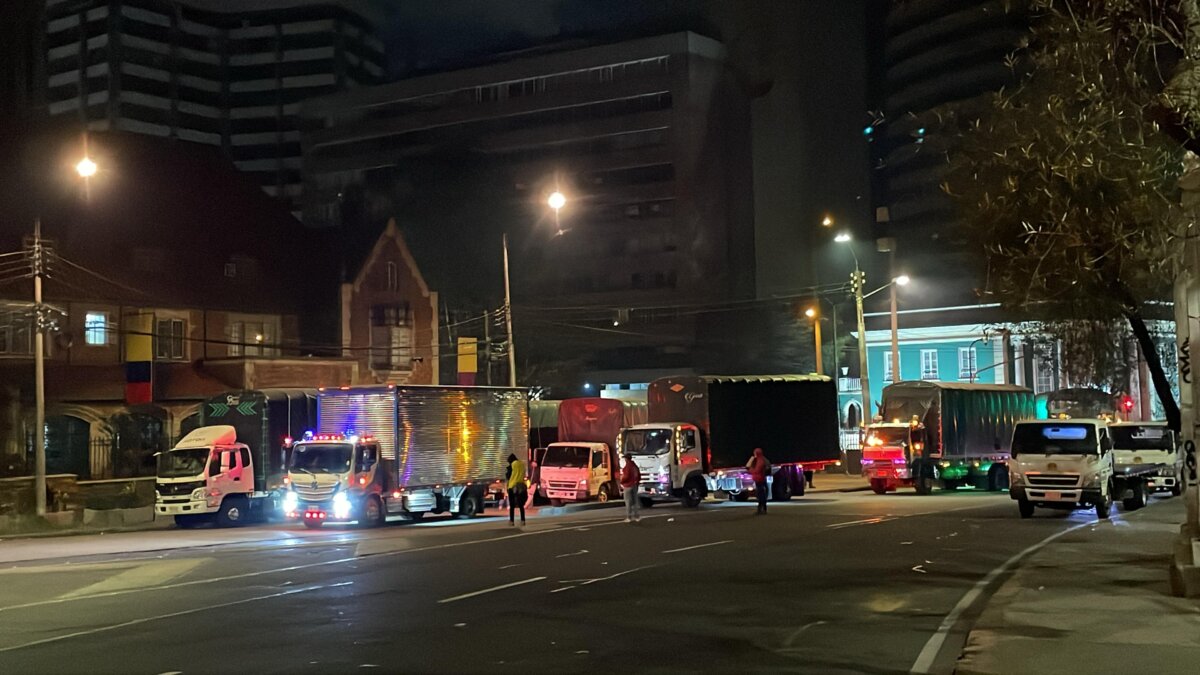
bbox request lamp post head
[804,307,817,319]
[76,157,98,178]
[894,274,911,286]
[834,232,851,243]
[821,215,834,227]
[547,191,566,211]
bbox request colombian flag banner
[124,313,154,404]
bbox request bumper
[1010,485,1103,504]
[639,482,675,500]
[156,499,215,516]
[287,499,355,522]
[542,489,588,501]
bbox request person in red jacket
[747,447,771,515]
[620,452,642,523]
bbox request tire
[1096,483,1113,520]
[870,478,887,495]
[1018,498,1035,518]
[682,477,706,508]
[771,474,793,501]
[216,497,247,528]
[914,465,935,496]
[550,498,564,507]
[1171,474,1185,497]
[457,492,482,518]
[303,518,323,529]
[987,465,1009,491]
[732,490,751,502]
[639,497,654,509]
[361,496,384,527]
[596,487,610,503]
[941,479,960,492]
[1122,483,1147,512]
[174,514,207,529]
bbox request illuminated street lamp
[834,232,851,243]
[548,191,566,235]
[822,214,834,227]
[75,157,97,178]
[502,191,568,387]
[805,307,823,375]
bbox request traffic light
[1121,396,1135,413]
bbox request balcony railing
[838,377,861,393]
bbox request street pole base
[1169,528,1200,598]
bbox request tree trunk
[1124,309,1181,432]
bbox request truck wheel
[550,498,564,507]
[217,497,247,528]
[987,465,1009,491]
[1018,498,1034,519]
[941,479,960,492]
[174,514,207,529]
[639,497,654,509]
[870,479,887,495]
[771,475,792,501]
[682,478,706,508]
[914,466,935,496]
[361,496,385,527]
[457,493,482,518]
[1096,484,1113,520]
[1122,483,1147,512]
[596,486,610,503]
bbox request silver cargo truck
[283,385,528,527]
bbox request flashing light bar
[296,431,376,443]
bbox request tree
[941,0,1197,430]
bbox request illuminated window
[883,352,896,382]
[84,312,109,346]
[155,318,186,360]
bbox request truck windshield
[290,443,352,473]
[867,427,910,446]
[1012,424,1097,456]
[623,429,671,455]
[157,448,210,478]
[1110,426,1171,451]
[542,446,590,468]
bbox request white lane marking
[826,517,896,529]
[60,559,205,599]
[0,582,351,654]
[909,520,1093,674]
[437,576,546,604]
[781,620,827,650]
[555,549,589,558]
[662,540,732,554]
[498,564,521,570]
[553,565,658,593]
[0,515,651,614]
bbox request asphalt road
[0,489,1164,675]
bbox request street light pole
[32,219,46,516]
[502,233,516,387]
[852,269,871,422]
[890,280,899,384]
[805,307,824,375]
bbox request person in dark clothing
[505,453,527,526]
[747,448,770,514]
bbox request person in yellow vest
[505,453,527,526]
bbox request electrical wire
[50,253,151,297]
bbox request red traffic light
[1121,396,1135,412]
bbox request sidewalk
[956,499,1200,674]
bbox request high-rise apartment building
[42,0,386,213]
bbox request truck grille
[547,480,579,491]
[1026,474,1080,488]
[294,485,336,499]
[156,481,204,496]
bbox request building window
[1034,349,1056,393]
[0,310,34,356]
[920,349,938,380]
[224,263,237,278]
[228,320,275,357]
[958,347,977,381]
[84,312,110,346]
[370,303,413,371]
[386,261,398,291]
[155,318,186,360]
[883,352,896,383]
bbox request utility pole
[482,309,492,386]
[813,310,824,376]
[889,248,900,385]
[852,270,871,423]
[31,219,47,516]
[502,233,516,387]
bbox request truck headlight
[191,488,207,500]
[282,491,299,514]
[1083,472,1101,487]
[332,491,351,519]
[578,479,588,487]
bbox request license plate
[1045,491,1061,500]
[876,470,888,477]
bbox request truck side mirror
[1100,437,1113,453]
